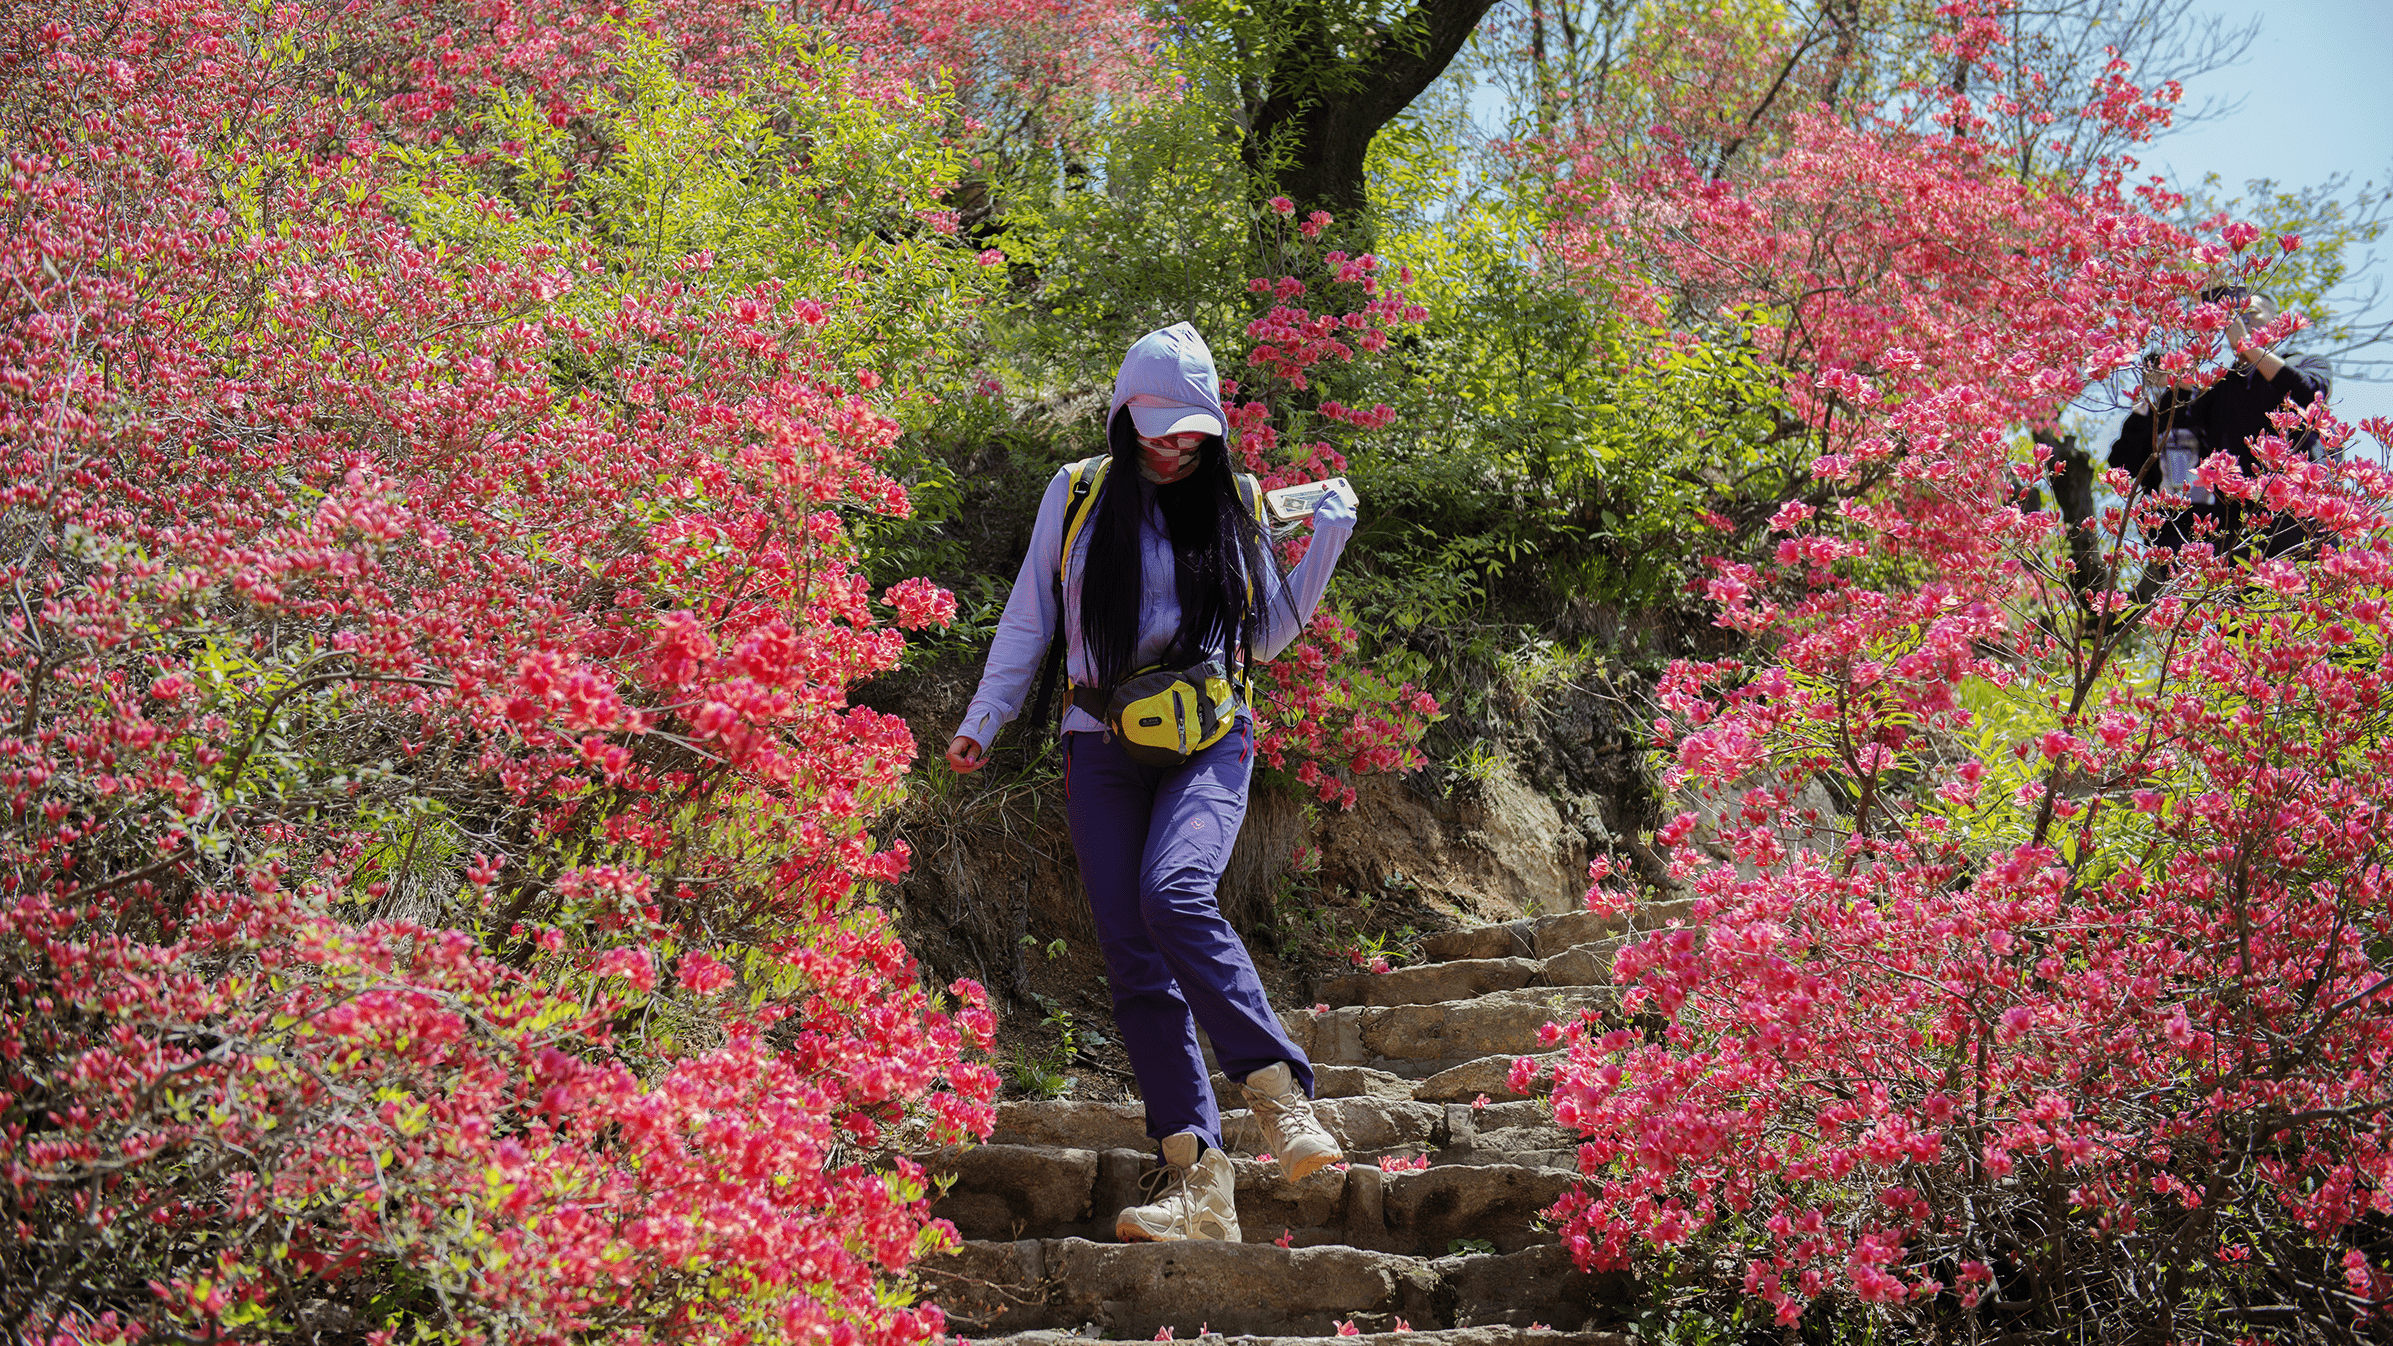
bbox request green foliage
[1450,737,1506,787]
[1006,991,1082,1098]
[1337,923,1418,970]
[2187,172,2391,364]
[394,28,997,401]
[391,28,1033,641]
[1341,106,1797,626]
[986,64,1259,369]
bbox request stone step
[976,1330,1628,1346]
[989,1097,1579,1169]
[1411,1051,1562,1105]
[1313,956,1540,1009]
[1199,1050,1563,1108]
[1369,1161,1581,1255]
[1416,911,1618,965]
[1417,899,1693,965]
[990,1100,1159,1153]
[1209,1063,1416,1108]
[1441,1098,1580,1169]
[1313,941,1619,1010]
[1284,989,1612,1078]
[926,1144,1579,1255]
[920,1237,1631,1337]
[994,1096,1447,1163]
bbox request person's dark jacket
[2110,354,2333,563]
[2110,355,2334,490]
[2110,384,2202,496]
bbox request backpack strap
[1059,456,1111,591]
[1232,473,1265,708]
[1022,456,1110,741]
[1235,473,1264,529]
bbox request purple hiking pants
[1064,720,1315,1151]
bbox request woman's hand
[1312,488,1357,533]
[945,734,989,773]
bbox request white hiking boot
[1116,1131,1241,1242]
[1242,1061,1344,1182]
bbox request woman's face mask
[1137,432,1205,484]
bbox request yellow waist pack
[1072,660,1238,767]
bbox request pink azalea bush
[1227,213,1440,808]
[1552,382,2393,1334]
[1,3,1007,1341]
[327,0,1147,147]
[1530,0,2393,1335]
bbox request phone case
[1262,476,1356,524]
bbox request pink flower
[1269,196,1296,216]
[1997,1005,2034,1042]
[592,947,657,994]
[1,16,1018,1340]
[2345,1250,2379,1296]
[677,952,733,996]
[885,576,956,630]
[1853,1266,1906,1303]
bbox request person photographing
[2109,285,2333,603]
[946,322,1356,1243]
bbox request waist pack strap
[1070,675,1241,724]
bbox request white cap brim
[1127,401,1223,439]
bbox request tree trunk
[1241,0,1502,219]
[2033,429,2107,607]
[1527,0,1552,138]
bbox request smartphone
[1262,476,1357,525]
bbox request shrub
[1534,3,2393,1335]
[1,5,998,1341]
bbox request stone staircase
[918,904,1686,1344]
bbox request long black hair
[1078,407,1288,688]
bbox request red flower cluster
[2,4,1004,1341]
[1525,0,2393,1330]
[1559,407,2393,1321]
[1221,214,1437,806]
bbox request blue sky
[2119,0,2392,433]
[2148,0,2389,204]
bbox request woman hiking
[944,322,1356,1243]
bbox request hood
[1108,322,1227,439]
